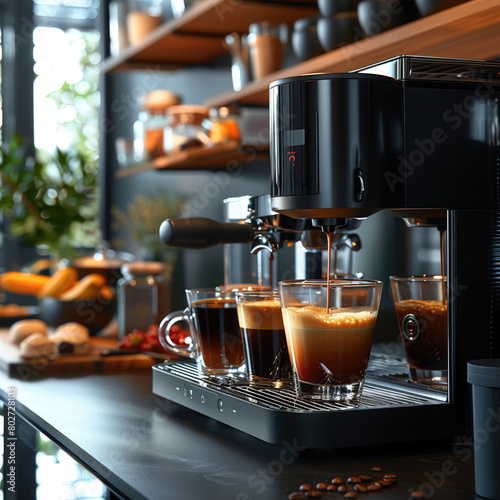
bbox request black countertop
[0,368,480,500]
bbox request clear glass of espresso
[390,275,447,384]
[279,279,383,402]
[159,288,245,377]
[236,290,292,387]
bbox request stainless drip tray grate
[152,354,455,447]
[153,353,446,412]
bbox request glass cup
[390,275,448,384]
[159,288,245,377]
[235,290,292,387]
[279,279,383,402]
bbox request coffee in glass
[390,275,447,383]
[159,288,245,377]
[236,290,291,386]
[279,279,383,401]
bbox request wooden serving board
[0,329,160,379]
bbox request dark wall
[103,60,272,305]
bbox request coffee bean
[331,477,345,485]
[288,493,306,500]
[384,473,397,481]
[306,490,322,499]
[411,492,425,498]
[367,482,382,491]
[326,485,337,491]
[347,476,362,484]
[299,484,313,491]
[337,485,348,493]
[378,479,392,487]
[354,484,368,493]
[344,492,359,499]
[371,466,383,472]
[359,475,372,482]
[316,482,329,491]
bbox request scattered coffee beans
[289,466,407,499]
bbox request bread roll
[19,333,56,358]
[9,319,48,345]
[50,330,90,355]
[54,322,90,339]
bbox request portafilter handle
[159,217,254,249]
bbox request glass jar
[117,261,171,338]
[133,108,169,160]
[208,106,241,144]
[248,22,287,80]
[163,104,210,153]
[133,90,180,160]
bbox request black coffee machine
[153,56,500,448]
[269,55,500,422]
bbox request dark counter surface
[0,368,479,500]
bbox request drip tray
[152,355,460,449]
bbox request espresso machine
[158,194,305,289]
[153,55,500,448]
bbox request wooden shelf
[205,0,500,107]
[114,141,269,177]
[103,0,317,73]
[106,0,500,175]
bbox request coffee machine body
[152,57,500,449]
[270,55,500,411]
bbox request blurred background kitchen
[0,0,445,314]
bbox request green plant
[0,133,99,258]
[111,192,183,265]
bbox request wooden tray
[0,329,162,379]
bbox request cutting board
[0,329,161,378]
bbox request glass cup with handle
[159,288,245,377]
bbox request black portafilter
[159,217,254,249]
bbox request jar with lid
[133,90,180,160]
[117,261,171,338]
[208,107,241,144]
[248,22,287,80]
[163,104,210,153]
